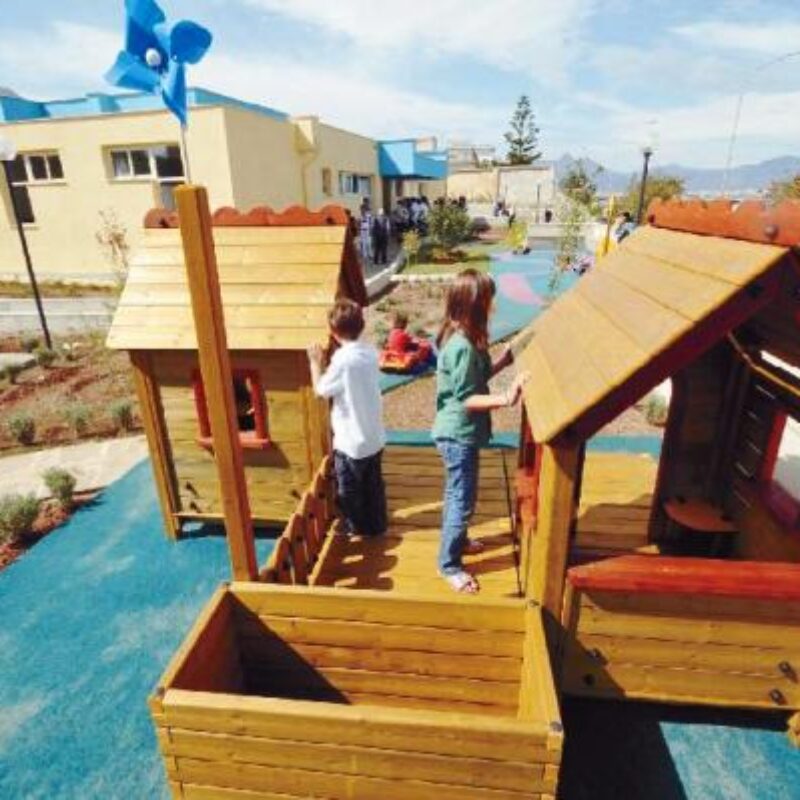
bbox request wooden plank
[173,757,548,800]
[134,242,345,265]
[176,185,257,581]
[528,445,581,623]
[130,352,181,538]
[236,615,523,658]
[120,284,338,306]
[163,729,546,793]
[111,305,331,329]
[161,689,552,754]
[230,583,526,633]
[108,326,330,351]
[142,226,346,247]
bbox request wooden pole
[175,185,257,581]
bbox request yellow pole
[600,194,617,258]
[175,185,258,581]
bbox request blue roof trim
[378,140,448,180]
[0,88,288,123]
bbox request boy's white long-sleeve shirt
[314,340,385,460]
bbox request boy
[308,299,387,537]
[386,310,433,365]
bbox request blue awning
[378,140,448,180]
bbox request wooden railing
[259,456,336,584]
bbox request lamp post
[721,50,800,195]
[635,146,654,225]
[0,135,52,349]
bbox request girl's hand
[505,371,531,407]
[307,343,324,365]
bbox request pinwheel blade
[124,0,166,55]
[162,59,188,126]
[105,50,160,93]
[169,20,213,64]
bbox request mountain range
[554,154,800,196]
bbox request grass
[0,279,118,298]
[402,243,493,276]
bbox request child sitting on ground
[386,311,433,362]
[308,299,387,537]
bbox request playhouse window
[193,369,270,451]
[760,411,800,528]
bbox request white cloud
[0,22,116,98]
[673,21,800,57]
[243,0,595,82]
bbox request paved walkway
[0,436,148,499]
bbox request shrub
[42,468,77,511]
[110,399,134,432]
[8,413,35,445]
[401,230,421,265]
[34,347,57,368]
[65,404,91,437]
[21,335,40,353]
[0,494,40,543]
[2,363,26,384]
[429,203,472,253]
[644,394,669,427]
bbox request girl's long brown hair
[436,268,496,351]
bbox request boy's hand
[307,343,324,365]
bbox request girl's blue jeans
[435,438,479,575]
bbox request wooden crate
[151,584,563,800]
[562,554,800,711]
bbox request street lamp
[0,134,52,349]
[635,146,654,225]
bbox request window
[760,411,800,528]
[321,167,333,197]
[338,171,372,197]
[109,145,185,210]
[193,369,270,450]
[4,151,65,224]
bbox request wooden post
[175,185,257,581]
[130,352,181,539]
[528,443,581,651]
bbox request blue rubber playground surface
[379,245,575,393]
[1,436,799,798]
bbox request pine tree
[504,95,541,165]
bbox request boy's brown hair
[328,298,365,340]
[392,310,408,329]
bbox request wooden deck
[311,445,659,598]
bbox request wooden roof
[518,199,800,444]
[107,205,367,351]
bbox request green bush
[110,399,135,432]
[8,413,35,445]
[65,404,91,437]
[644,394,669,427]
[429,204,472,253]
[0,493,40,543]
[42,468,77,511]
[20,335,40,353]
[34,347,57,368]
[3,363,25,384]
[401,230,421,265]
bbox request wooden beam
[528,444,581,644]
[130,351,181,539]
[176,185,257,581]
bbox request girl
[432,269,529,593]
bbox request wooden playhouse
[147,189,800,800]
[107,204,366,538]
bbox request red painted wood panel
[568,553,800,601]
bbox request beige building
[0,89,447,282]
[447,163,556,210]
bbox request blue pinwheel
[105,0,212,127]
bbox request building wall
[0,107,233,282]
[447,166,556,207]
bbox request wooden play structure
[107,204,366,537]
[148,189,800,799]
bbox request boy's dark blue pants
[333,449,387,536]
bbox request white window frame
[108,145,184,183]
[12,151,65,185]
[338,171,373,197]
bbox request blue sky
[2,0,800,171]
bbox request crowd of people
[307,269,528,595]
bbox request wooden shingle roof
[107,205,366,351]
[518,200,800,444]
